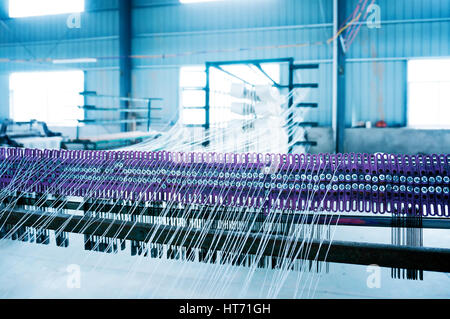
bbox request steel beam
[333,0,347,153]
[2,209,450,273]
[4,196,450,230]
[119,0,132,132]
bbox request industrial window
[209,63,280,127]
[408,59,450,128]
[179,64,280,126]
[180,66,206,125]
[9,0,84,18]
[9,70,84,126]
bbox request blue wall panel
[346,60,406,127]
[0,0,448,128]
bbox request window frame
[179,66,207,126]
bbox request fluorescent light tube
[52,58,97,64]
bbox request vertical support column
[205,64,210,131]
[119,0,132,132]
[204,63,211,147]
[287,58,294,153]
[0,0,8,18]
[0,0,9,121]
[332,0,347,153]
[77,71,88,140]
[147,99,151,131]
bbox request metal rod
[147,99,151,131]
[79,92,163,102]
[80,105,162,112]
[77,118,160,125]
[212,65,254,87]
[4,196,450,230]
[119,0,132,132]
[2,209,449,273]
[287,58,295,153]
[254,63,281,87]
[335,0,347,153]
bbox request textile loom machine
[0,147,449,282]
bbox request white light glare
[180,0,223,4]
[9,0,84,18]
[52,58,97,64]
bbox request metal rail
[4,196,450,229]
[1,209,449,273]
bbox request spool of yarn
[231,102,251,115]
